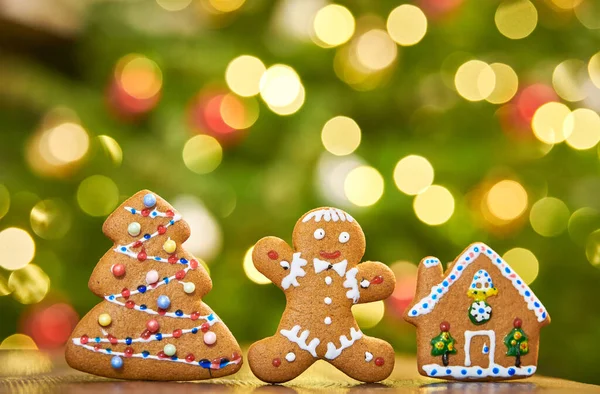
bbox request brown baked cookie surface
[248,207,396,383]
[65,190,242,380]
[404,242,550,381]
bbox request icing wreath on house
[247,207,396,384]
[404,242,551,381]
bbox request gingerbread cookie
[404,242,550,381]
[248,207,396,383]
[65,190,242,380]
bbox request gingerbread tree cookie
[66,190,242,380]
[248,207,396,383]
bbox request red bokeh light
[22,303,79,349]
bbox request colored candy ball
[375,357,385,366]
[163,344,176,356]
[111,355,123,369]
[272,358,281,367]
[514,317,522,328]
[143,193,157,208]
[440,321,450,332]
[203,331,217,345]
[183,282,196,294]
[157,295,171,309]
[146,319,160,333]
[111,264,126,277]
[98,313,112,327]
[127,222,141,236]
[163,238,177,254]
[146,270,159,284]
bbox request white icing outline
[423,257,440,268]
[324,327,363,360]
[408,243,548,323]
[343,267,360,303]
[302,208,354,223]
[464,330,495,367]
[314,258,347,276]
[281,253,307,290]
[422,364,536,379]
[280,325,320,357]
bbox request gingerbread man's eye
[339,231,350,243]
[314,228,325,240]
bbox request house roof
[407,242,549,323]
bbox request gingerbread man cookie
[248,207,396,383]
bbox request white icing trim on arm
[280,325,320,357]
[281,252,307,290]
[302,208,354,223]
[343,267,360,303]
[324,327,363,360]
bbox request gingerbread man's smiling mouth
[320,250,341,259]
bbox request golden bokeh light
[76,175,120,217]
[352,300,385,329]
[156,0,192,11]
[355,29,397,71]
[182,135,223,174]
[321,116,361,156]
[344,166,385,207]
[0,334,38,350]
[30,199,72,240]
[312,4,355,48]
[208,0,245,13]
[454,60,496,102]
[588,52,600,89]
[551,0,582,8]
[172,195,222,261]
[267,84,306,116]
[225,55,266,97]
[220,94,259,130]
[8,264,50,304]
[568,207,600,245]
[0,184,9,220]
[495,0,538,40]
[116,54,162,100]
[243,246,271,285]
[575,1,600,30]
[486,63,519,104]
[531,102,572,144]
[386,4,427,47]
[260,64,302,108]
[97,135,123,167]
[502,248,539,285]
[393,155,434,196]
[486,180,528,221]
[529,197,570,237]
[0,228,35,271]
[46,123,89,164]
[552,59,588,102]
[585,229,600,269]
[564,108,600,150]
[413,185,455,226]
[0,273,10,296]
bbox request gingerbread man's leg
[328,335,394,383]
[248,335,316,383]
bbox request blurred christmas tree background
[1,0,600,384]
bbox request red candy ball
[125,300,135,309]
[80,335,89,345]
[440,321,450,332]
[157,225,167,235]
[141,329,151,340]
[112,264,126,277]
[175,270,186,280]
[157,351,167,359]
[93,344,101,351]
[137,250,147,262]
[191,312,200,321]
[185,353,195,363]
[200,322,210,333]
[370,275,384,285]
[272,358,281,367]
[190,259,199,269]
[125,347,134,357]
[108,335,118,345]
[158,309,166,316]
[514,318,522,328]
[121,288,130,299]
[173,329,182,338]
[168,255,178,264]
[267,250,279,260]
[166,210,174,217]
[132,241,143,248]
[146,319,160,333]
[141,209,150,217]
[375,357,385,367]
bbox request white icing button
[285,352,296,362]
[324,297,332,305]
[324,317,332,325]
[325,276,332,285]
[365,352,373,362]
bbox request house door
[464,330,496,368]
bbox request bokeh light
[413,185,455,225]
[531,102,572,144]
[454,60,496,102]
[243,246,271,285]
[568,207,600,245]
[550,0,582,9]
[352,300,385,329]
[389,261,417,316]
[574,0,600,30]
[312,4,355,48]
[156,0,192,11]
[552,59,588,102]
[564,108,600,150]
[0,273,10,296]
[393,155,434,195]
[8,264,50,304]
[220,94,259,130]
[97,135,123,167]
[0,184,9,220]
[46,123,89,164]
[386,4,427,47]
[172,195,222,261]
[225,55,266,97]
[0,334,37,350]
[30,199,72,240]
[589,52,600,89]
[502,248,539,285]
[182,135,223,174]
[355,29,397,71]
[495,0,537,40]
[24,303,79,349]
[76,175,120,217]
[116,54,162,100]
[207,0,246,13]
[316,153,364,207]
[267,84,306,116]
[260,64,302,108]
[529,197,570,237]
[585,229,600,269]
[486,180,528,221]
[486,63,519,104]
[321,116,361,156]
[344,166,384,207]
[0,228,35,271]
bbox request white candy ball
[127,222,141,236]
[183,282,196,294]
[146,270,159,284]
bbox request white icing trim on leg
[280,325,320,357]
[324,327,362,360]
[343,268,360,303]
[281,253,307,290]
[422,364,536,379]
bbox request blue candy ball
[111,355,123,369]
[157,295,171,309]
[143,193,156,208]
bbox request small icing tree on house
[66,190,242,380]
[430,321,457,367]
[504,318,529,368]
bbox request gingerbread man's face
[292,208,366,268]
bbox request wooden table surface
[1,350,599,394]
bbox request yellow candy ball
[98,313,112,327]
[163,238,177,254]
[514,332,522,340]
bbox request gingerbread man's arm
[355,261,395,304]
[252,236,295,291]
